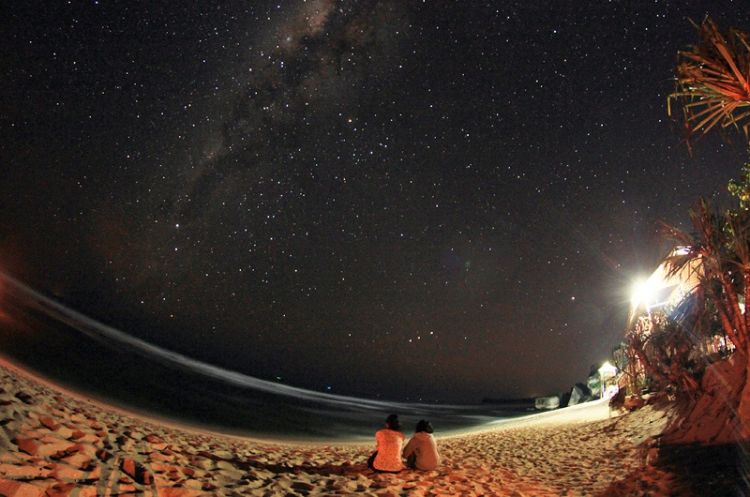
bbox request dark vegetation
[622,17,750,445]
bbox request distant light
[598,361,617,378]
[673,246,689,255]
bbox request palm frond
[668,17,750,145]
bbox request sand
[0,359,697,497]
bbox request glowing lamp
[630,276,663,311]
[597,361,617,379]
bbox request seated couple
[367,414,440,472]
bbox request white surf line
[0,269,424,411]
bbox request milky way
[2,1,749,402]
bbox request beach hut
[597,361,618,399]
[625,248,737,394]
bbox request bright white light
[630,274,668,311]
[598,361,617,378]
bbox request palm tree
[659,198,750,441]
[625,311,702,399]
[646,16,750,444]
[669,17,750,146]
[662,200,750,351]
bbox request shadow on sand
[598,442,747,497]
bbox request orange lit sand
[0,360,675,497]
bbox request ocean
[0,272,532,440]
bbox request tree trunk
[719,272,748,347]
[714,299,743,350]
[736,351,750,439]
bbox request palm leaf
[668,17,750,145]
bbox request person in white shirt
[403,419,440,471]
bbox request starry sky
[2,1,749,403]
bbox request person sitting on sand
[403,420,440,471]
[367,414,406,472]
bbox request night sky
[2,1,749,403]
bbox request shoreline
[3,355,726,496]
[0,354,572,445]
[440,397,614,439]
[0,355,301,446]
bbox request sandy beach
[0,360,735,497]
